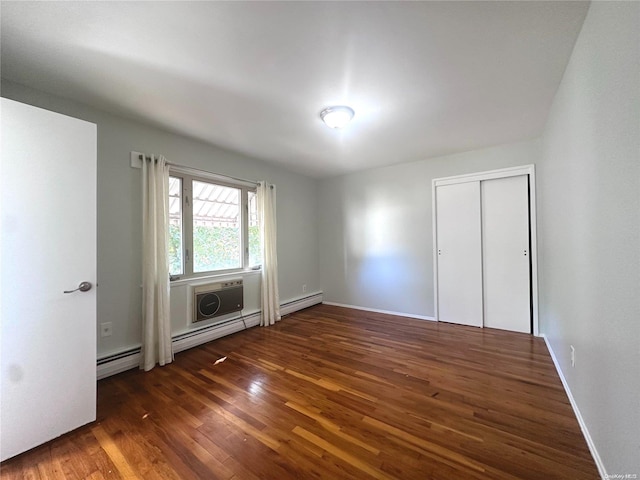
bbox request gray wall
[1,80,320,358]
[538,2,640,475]
[318,139,540,318]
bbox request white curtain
[257,181,280,326]
[140,154,173,371]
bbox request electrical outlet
[302,284,307,293]
[101,322,113,337]
[570,345,575,367]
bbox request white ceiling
[0,1,589,178]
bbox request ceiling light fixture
[320,106,355,129]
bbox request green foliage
[169,223,182,275]
[193,225,241,271]
[248,225,261,266]
[168,224,262,274]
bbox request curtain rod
[138,154,266,188]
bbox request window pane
[248,191,261,267]
[192,180,241,272]
[168,176,183,275]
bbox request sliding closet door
[481,175,531,333]
[435,182,483,327]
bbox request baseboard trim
[281,292,323,316]
[322,301,435,321]
[97,292,323,380]
[541,334,607,479]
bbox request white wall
[538,2,640,476]
[1,80,320,359]
[318,139,540,318]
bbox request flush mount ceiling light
[320,106,355,129]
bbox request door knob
[64,281,92,294]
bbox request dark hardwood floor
[1,304,598,479]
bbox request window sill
[169,268,261,288]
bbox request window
[168,170,259,278]
[168,176,184,275]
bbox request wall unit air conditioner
[193,279,243,323]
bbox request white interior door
[1,98,97,461]
[481,175,531,333]
[435,181,483,327]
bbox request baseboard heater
[97,291,323,380]
[96,311,260,379]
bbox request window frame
[169,165,257,280]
